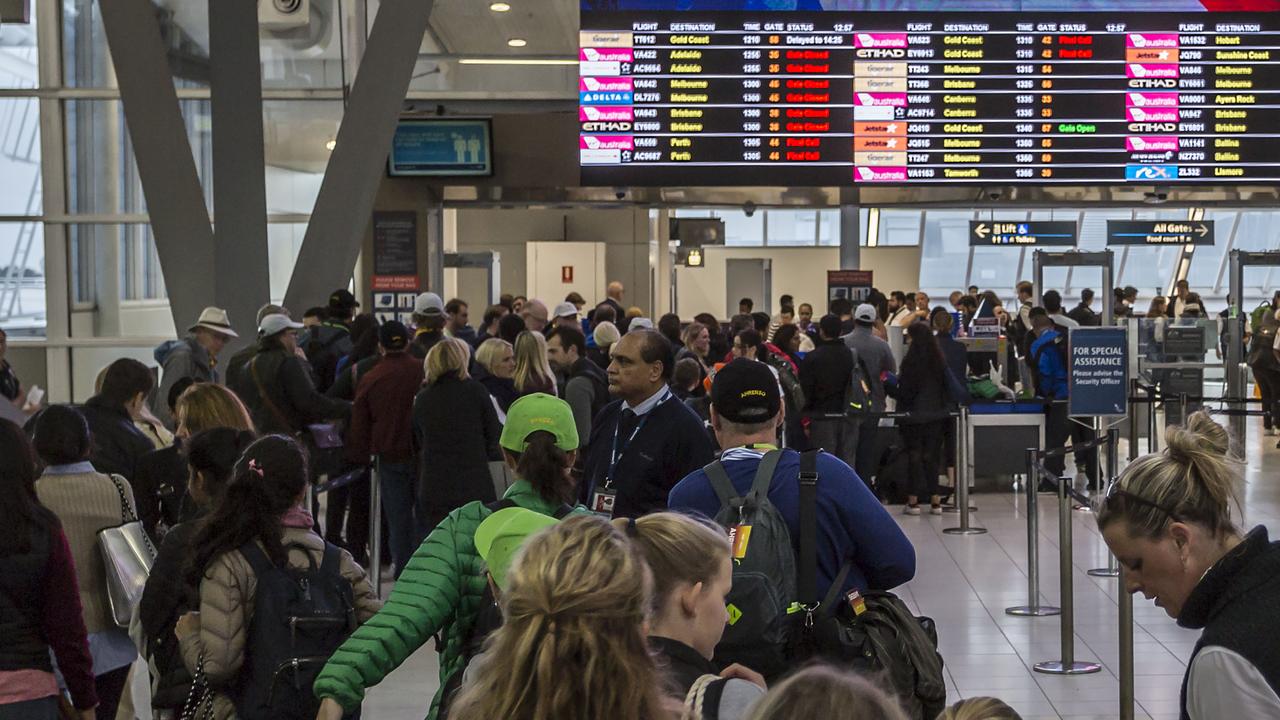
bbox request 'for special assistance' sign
[1069,327,1128,417]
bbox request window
[0,222,45,336]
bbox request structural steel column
[284,0,438,313]
[839,187,860,269]
[209,0,270,349]
[97,0,215,332]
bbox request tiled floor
[356,421,1280,720]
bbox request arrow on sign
[1196,223,1209,237]
[974,223,990,239]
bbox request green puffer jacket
[312,479,586,719]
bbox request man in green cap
[314,393,587,720]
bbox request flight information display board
[578,12,1280,186]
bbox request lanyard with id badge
[591,396,668,517]
[725,443,777,559]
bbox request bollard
[945,406,986,535]
[1148,386,1159,454]
[1119,566,1136,720]
[1034,476,1102,675]
[1089,429,1121,578]
[369,457,384,599]
[1007,449,1061,617]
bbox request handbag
[179,652,215,720]
[97,474,157,629]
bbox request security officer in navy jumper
[579,329,715,519]
[1096,412,1280,720]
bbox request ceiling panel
[427,0,578,56]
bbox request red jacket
[347,352,424,464]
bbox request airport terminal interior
[2,0,1280,719]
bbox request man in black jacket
[80,358,156,481]
[801,314,856,465]
[303,289,358,393]
[546,325,609,449]
[1067,288,1102,327]
[580,330,715,519]
[229,314,350,437]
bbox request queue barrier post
[1119,565,1136,719]
[1034,476,1102,676]
[944,406,986,535]
[1006,449,1061,617]
[1088,429,1121,578]
[369,456,384,599]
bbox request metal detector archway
[1032,250,1115,325]
[1226,250,1280,444]
[445,251,502,306]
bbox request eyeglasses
[1103,477,1181,522]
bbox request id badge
[591,488,618,517]
[728,524,752,560]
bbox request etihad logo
[740,389,767,398]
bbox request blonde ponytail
[615,512,731,615]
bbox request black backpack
[702,450,803,680]
[435,499,573,720]
[231,541,356,720]
[787,452,946,720]
[303,324,349,394]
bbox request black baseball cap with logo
[710,358,781,423]
[329,289,360,311]
[378,320,410,352]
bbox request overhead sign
[1069,327,1128,417]
[969,221,1078,248]
[1107,220,1214,246]
[388,119,493,177]
[827,270,874,305]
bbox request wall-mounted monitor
[389,119,493,177]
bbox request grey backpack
[703,450,799,679]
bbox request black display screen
[578,12,1280,185]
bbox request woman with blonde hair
[133,382,255,539]
[474,337,519,415]
[937,697,1023,720]
[449,514,675,720]
[746,665,907,720]
[512,330,556,397]
[414,338,503,533]
[590,321,621,370]
[1096,411,1280,720]
[625,512,766,719]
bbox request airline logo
[854,92,907,107]
[1126,48,1176,63]
[855,151,907,166]
[579,31,633,48]
[854,61,907,77]
[855,121,906,137]
[580,61,622,77]
[854,33,908,49]
[1125,164,1178,181]
[580,48,633,63]
[853,105,895,121]
[1126,92,1179,108]
[580,148,622,165]
[1126,136,1179,152]
[1127,64,1180,79]
[579,91,634,105]
[580,77,633,93]
[855,76,907,93]
[855,137,904,151]
[580,135,634,151]
[1127,107,1178,123]
[580,106,634,122]
[855,166,908,182]
[1126,34,1179,49]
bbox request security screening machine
[1225,250,1280,448]
[1032,249,1115,327]
[445,251,502,306]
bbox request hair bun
[1164,411,1229,463]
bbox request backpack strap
[703,460,742,511]
[552,504,574,519]
[748,450,783,502]
[318,541,342,577]
[238,541,276,578]
[797,449,821,604]
[484,498,518,513]
[820,559,856,619]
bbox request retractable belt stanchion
[1034,476,1102,675]
[1119,565,1136,719]
[369,456,384,599]
[945,406,986,535]
[1088,428,1121,578]
[1007,449,1061,617]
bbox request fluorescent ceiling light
[489,2,511,10]
[458,57,577,65]
[324,139,336,151]
[507,38,528,47]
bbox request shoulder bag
[98,474,157,629]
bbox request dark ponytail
[185,427,258,509]
[512,431,574,505]
[186,434,309,587]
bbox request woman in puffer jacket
[175,435,381,719]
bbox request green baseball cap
[499,392,579,453]
[474,507,560,590]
